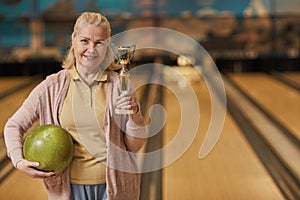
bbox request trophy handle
[130,44,136,60]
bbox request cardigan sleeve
[4,82,42,167]
[122,80,147,152]
[4,70,69,167]
[125,101,147,152]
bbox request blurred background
[0,0,299,200]
[0,0,299,75]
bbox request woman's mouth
[83,55,98,59]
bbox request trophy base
[115,108,134,115]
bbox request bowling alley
[0,0,299,199]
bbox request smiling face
[73,22,109,73]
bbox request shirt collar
[96,70,108,82]
[68,65,80,80]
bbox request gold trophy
[112,44,136,114]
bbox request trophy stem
[119,64,130,92]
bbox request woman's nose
[88,43,97,51]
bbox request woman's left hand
[115,91,138,114]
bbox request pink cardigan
[4,69,146,200]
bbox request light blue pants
[70,183,107,200]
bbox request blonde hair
[62,12,116,70]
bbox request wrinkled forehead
[76,22,110,39]
[73,20,110,39]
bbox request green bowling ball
[23,124,73,174]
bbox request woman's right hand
[16,159,55,178]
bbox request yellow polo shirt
[59,66,107,185]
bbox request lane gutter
[224,74,300,200]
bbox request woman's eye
[80,39,88,44]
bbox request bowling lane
[0,76,33,94]
[0,70,287,199]
[0,80,40,135]
[228,73,300,141]
[280,71,300,85]
[0,77,43,199]
[0,170,47,199]
[162,67,284,199]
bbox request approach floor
[1,70,299,199]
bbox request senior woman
[4,12,146,200]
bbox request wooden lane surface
[162,67,284,199]
[0,77,33,94]
[228,73,300,141]
[0,80,40,136]
[0,71,286,199]
[0,77,46,199]
[280,72,300,85]
[0,170,47,199]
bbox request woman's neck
[76,64,100,86]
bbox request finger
[117,101,137,112]
[26,167,55,178]
[129,102,138,114]
[116,98,133,108]
[34,170,55,178]
[116,98,128,106]
[116,95,131,102]
[27,161,40,168]
[17,159,55,178]
[116,100,130,109]
[17,159,38,170]
[119,91,131,97]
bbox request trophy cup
[112,44,136,114]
